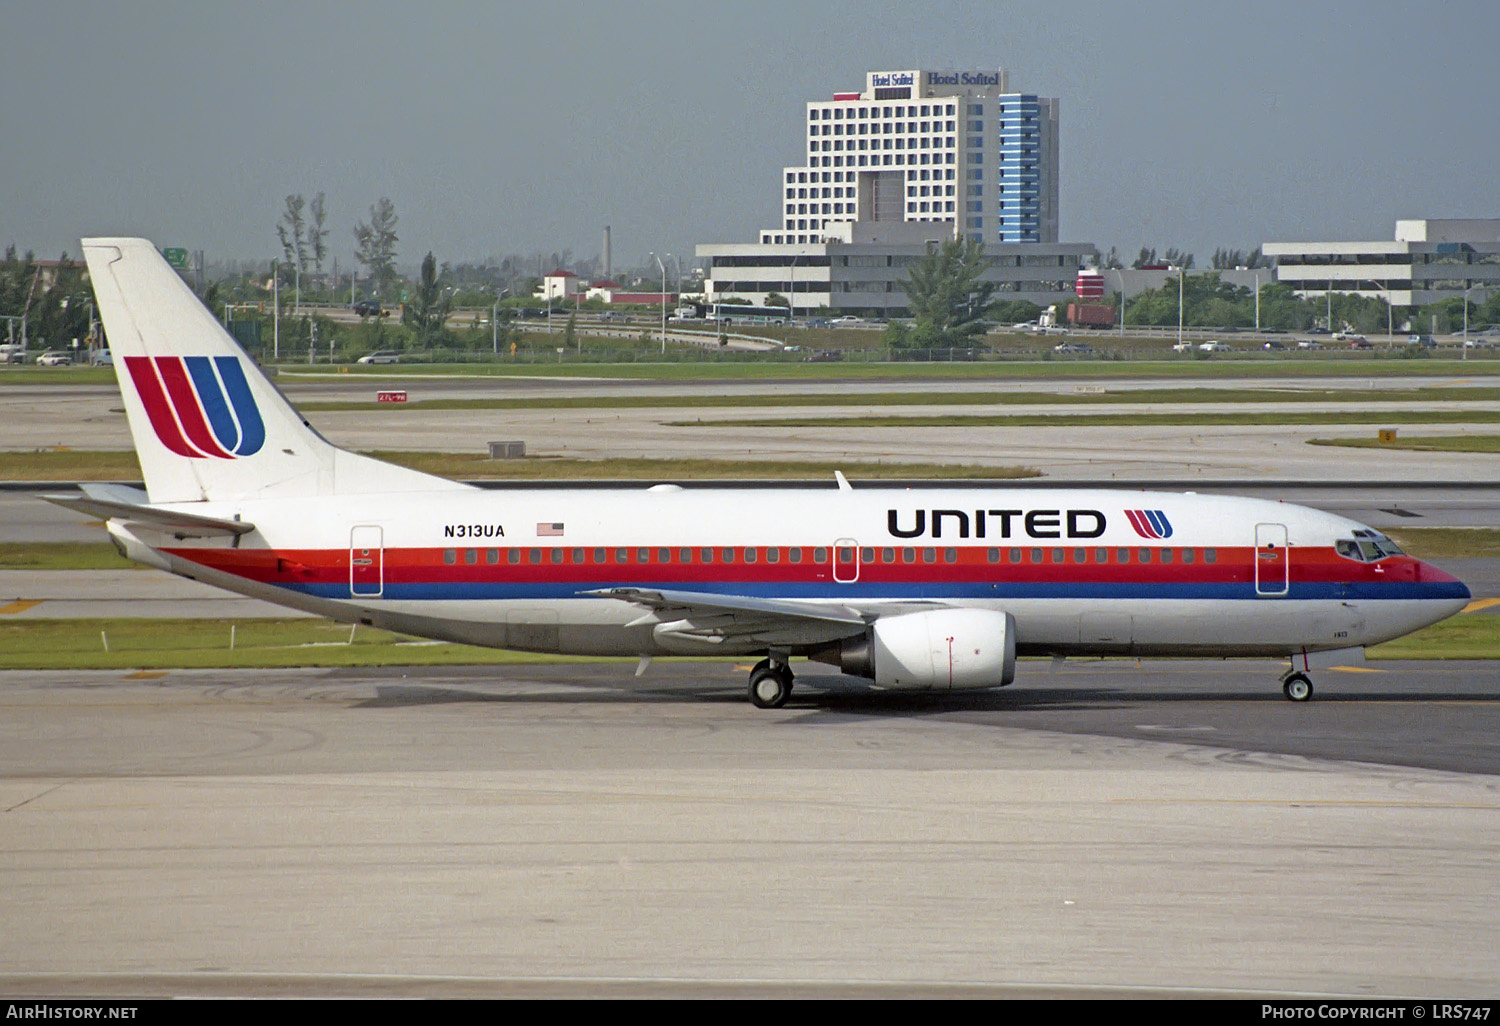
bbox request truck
[1067,303,1116,329]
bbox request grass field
[0,613,1489,669]
[677,409,1500,430]
[0,450,1041,483]
[1310,435,1500,454]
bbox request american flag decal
[536,522,565,537]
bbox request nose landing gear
[1281,670,1313,702]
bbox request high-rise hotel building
[767,68,1059,246]
[698,68,1091,317]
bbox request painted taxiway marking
[1330,666,1387,673]
[123,671,168,680]
[0,600,42,615]
[1462,597,1500,613]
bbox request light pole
[1252,269,1262,333]
[651,252,666,355]
[1462,284,1481,360]
[1173,265,1184,348]
[1111,268,1126,337]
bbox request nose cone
[1416,559,1471,597]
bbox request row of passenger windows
[440,546,1221,567]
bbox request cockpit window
[1338,531,1404,562]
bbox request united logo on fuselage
[1125,509,1173,539]
[124,355,265,459]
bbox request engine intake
[812,608,1017,690]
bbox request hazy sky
[4,0,1497,272]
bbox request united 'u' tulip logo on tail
[1125,509,1173,539]
[124,356,265,458]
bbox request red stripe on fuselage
[158,544,1429,591]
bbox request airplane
[49,237,1471,708]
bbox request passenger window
[723,548,736,564]
[861,547,875,563]
[1009,548,1021,564]
[923,547,936,564]
[813,548,827,564]
[1030,548,1042,564]
[551,549,563,565]
[680,548,693,563]
[1073,548,1086,564]
[944,547,956,564]
[884,548,896,564]
[529,549,542,565]
[1139,548,1152,564]
[1096,547,1108,563]
[1117,548,1130,563]
[790,548,804,564]
[1182,548,1195,564]
[508,549,521,565]
[572,548,584,564]
[1052,548,1064,564]
[658,548,671,563]
[838,547,854,564]
[1204,548,1217,563]
[487,549,499,565]
[444,549,456,565]
[1161,548,1173,564]
[593,548,605,564]
[637,548,650,563]
[701,548,714,563]
[987,548,999,564]
[903,547,916,564]
[745,548,758,563]
[767,548,781,564]
[465,549,477,565]
[615,548,628,564]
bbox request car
[1262,340,1286,350]
[1296,339,1323,350]
[0,345,29,364]
[1407,334,1436,348]
[1463,338,1497,350]
[351,300,384,317]
[1052,343,1093,355]
[356,350,401,365]
[1171,342,1193,353]
[1347,339,1373,350]
[1332,332,1366,343]
[90,349,113,366]
[829,316,863,327]
[1198,341,1231,352]
[1307,327,1331,335]
[802,350,844,362]
[36,350,73,366]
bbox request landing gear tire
[748,664,793,709]
[1282,673,1313,702]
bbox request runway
[1,660,1498,998]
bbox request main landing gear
[1280,670,1314,702]
[748,657,794,709]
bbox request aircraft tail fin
[82,238,466,503]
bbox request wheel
[1283,673,1313,702]
[748,665,793,709]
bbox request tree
[764,291,789,309]
[402,251,451,347]
[307,192,329,276]
[353,197,399,297]
[893,238,996,349]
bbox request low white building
[1263,219,1500,308]
[700,220,1095,318]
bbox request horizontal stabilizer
[43,483,255,538]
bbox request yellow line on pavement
[0,600,42,615]
[1461,597,1500,613]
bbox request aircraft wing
[43,483,255,538]
[582,586,871,648]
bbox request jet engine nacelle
[818,608,1017,690]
